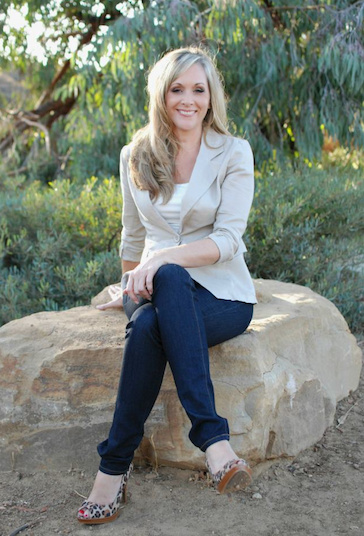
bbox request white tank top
[154,183,189,233]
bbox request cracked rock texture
[0,279,361,472]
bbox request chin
[174,120,202,132]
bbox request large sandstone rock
[0,280,361,472]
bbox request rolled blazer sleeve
[207,138,254,263]
[119,145,146,261]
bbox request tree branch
[35,60,71,109]
[17,117,51,154]
[0,96,77,153]
[0,5,111,156]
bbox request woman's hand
[123,240,220,304]
[124,253,167,304]
[96,285,124,310]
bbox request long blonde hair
[130,47,230,202]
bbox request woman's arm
[120,145,146,262]
[207,138,254,263]
[124,238,219,303]
[96,146,144,311]
[122,260,140,273]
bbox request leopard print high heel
[206,458,252,494]
[77,464,133,525]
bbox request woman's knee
[154,263,190,286]
[127,303,158,338]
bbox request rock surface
[0,279,361,472]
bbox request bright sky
[1,2,130,66]
[2,5,77,64]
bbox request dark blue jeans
[98,264,253,475]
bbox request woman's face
[165,63,210,138]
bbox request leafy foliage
[1,0,364,180]
[246,166,364,333]
[0,166,363,333]
[0,177,122,324]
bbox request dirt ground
[1,344,363,536]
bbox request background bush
[0,177,122,325]
[1,165,362,333]
[246,166,364,333]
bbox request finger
[125,277,139,304]
[136,285,151,300]
[107,287,121,302]
[130,273,148,301]
[134,275,152,300]
[145,272,154,296]
[109,284,121,296]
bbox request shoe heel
[122,483,127,504]
[207,458,253,495]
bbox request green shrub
[0,177,122,325]
[246,166,364,333]
[0,166,363,335]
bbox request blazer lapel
[131,129,226,233]
[132,188,174,233]
[180,129,226,224]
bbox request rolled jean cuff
[200,433,230,452]
[98,463,131,476]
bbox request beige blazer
[119,129,256,303]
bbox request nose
[181,91,193,105]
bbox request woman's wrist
[150,249,170,266]
[151,240,220,269]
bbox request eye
[171,88,181,93]
[195,88,205,93]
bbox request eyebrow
[171,81,207,86]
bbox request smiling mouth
[177,110,196,116]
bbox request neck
[174,128,203,151]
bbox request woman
[77,46,256,525]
